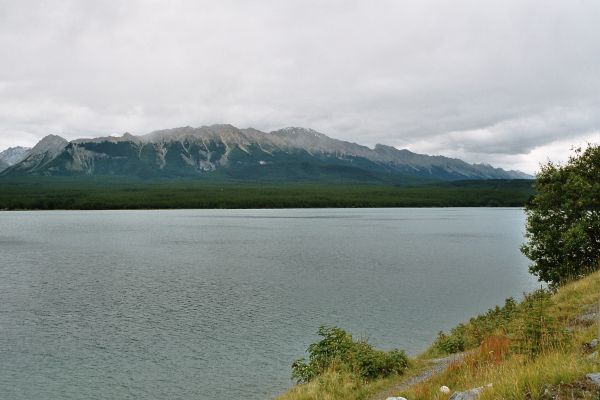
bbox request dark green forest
[0,177,534,210]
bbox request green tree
[521,144,600,286]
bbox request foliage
[434,330,466,354]
[291,326,409,383]
[432,289,569,358]
[0,176,534,210]
[431,297,518,355]
[508,289,570,357]
[521,144,600,286]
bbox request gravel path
[371,352,470,400]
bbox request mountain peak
[31,135,68,155]
[2,145,30,152]
[374,144,413,153]
[0,146,32,166]
[277,127,325,138]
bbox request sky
[1,0,599,173]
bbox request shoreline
[277,271,600,399]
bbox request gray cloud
[0,0,599,172]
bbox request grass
[277,371,382,400]
[402,348,597,400]
[278,363,431,400]
[0,176,534,210]
[278,270,600,400]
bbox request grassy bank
[278,270,600,400]
[0,177,534,210]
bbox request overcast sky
[1,0,599,173]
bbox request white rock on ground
[587,373,600,388]
[440,385,451,394]
[449,386,484,400]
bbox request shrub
[432,289,574,358]
[432,297,518,355]
[291,326,409,383]
[434,330,466,354]
[433,289,571,358]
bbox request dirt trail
[371,352,469,400]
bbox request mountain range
[0,125,531,183]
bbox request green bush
[432,289,572,358]
[432,297,518,355]
[434,330,466,354]
[291,326,409,383]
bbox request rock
[449,386,484,400]
[587,351,598,360]
[440,385,451,394]
[584,339,599,352]
[385,397,407,400]
[575,311,598,327]
[587,373,600,388]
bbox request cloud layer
[1,0,599,173]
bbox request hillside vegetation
[278,270,600,400]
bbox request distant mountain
[0,146,31,171]
[0,125,532,182]
[3,135,68,175]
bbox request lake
[0,208,538,399]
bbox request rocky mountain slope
[0,146,31,172]
[0,125,532,182]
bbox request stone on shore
[448,386,484,400]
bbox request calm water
[0,208,538,399]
